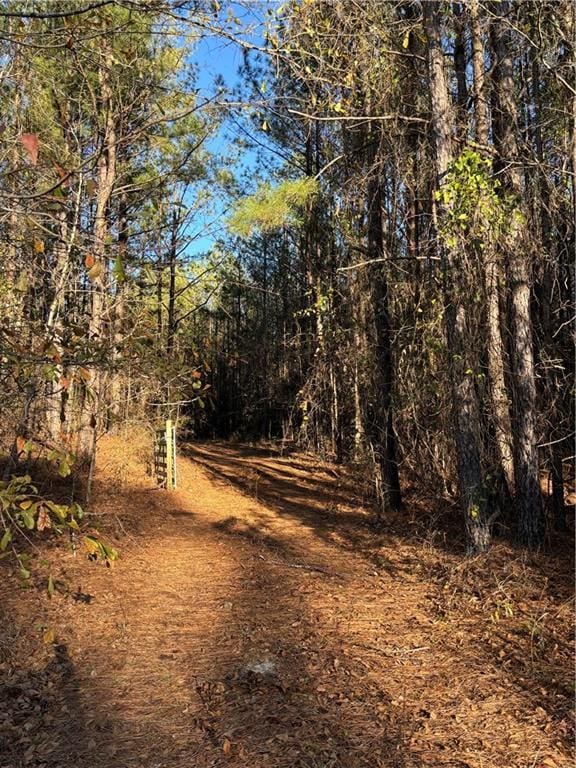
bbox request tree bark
[425,0,489,553]
[78,45,117,460]
[470,0,515,498]
[107,191,128,428]
[470,0,489,146]
[167,208,178,356]
[453,2,468,134]
[45,210,70,442]
[366,169,401,515]
[490,2,544,547]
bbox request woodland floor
[0,434,574,768]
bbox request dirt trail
[0,438,573,768]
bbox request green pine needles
[228,177,319,237]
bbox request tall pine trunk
[425,1,489,552]
[470,0,515,498]
[490,3,544,547]
[78,46,117,461]
[366,169,401,515]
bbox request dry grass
[0,434,573,768]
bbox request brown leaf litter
[0,434,573,768]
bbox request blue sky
[184,3,275,260]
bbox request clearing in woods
[0,435,573,768]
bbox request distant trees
[199,0,574,551]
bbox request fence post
[165,419,177,490]
[154,418,177,490]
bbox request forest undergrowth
[0,432,573,768]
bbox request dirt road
[0,438,572,768]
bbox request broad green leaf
[21,508,36,530]
[0,529,12,551]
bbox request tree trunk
[107,192,128,428]
[490,2,544,547]
[167,208,178,356]
[453,2,468,134]
[366,170,401,515]
[470,0,489,146]
[156,260,164,341]
[470,0,515,497]
[349,266,368,462]
[78,47,117,460]
[425,0,489,553]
